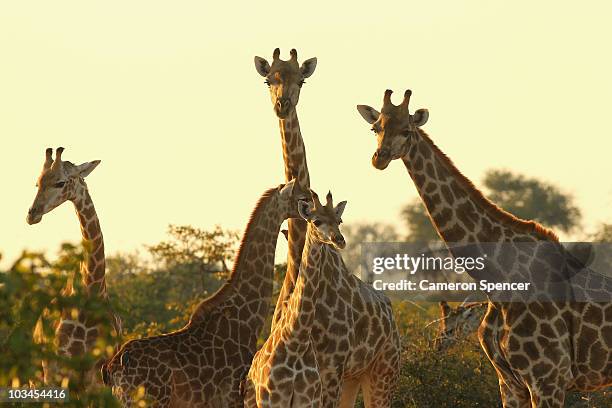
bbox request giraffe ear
[357,105,380,124]
[412,109,429,127]
[76,160,101,178]
[297,199,313,221]
[334,201,347,219]
[254,56,271,77]
[300,57,317,78]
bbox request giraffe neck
[282,228,322,341]
[401,130,556,245]
[279,109,310,187]
[190,188,282,336]
[400,131,562,286]
[71,180,107,298]
[272,108,311,327]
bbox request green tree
[0,245,120,406]
[342,222,400,277]
[400,200,440,243]
[590,223,612,242]
[147,224,239,275]
[482,169,581,233]
[106,225,239,337]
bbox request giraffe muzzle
[372,149,391,170]
[26,207,43,225]
[274,98,292,118]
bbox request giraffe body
[256,50,401,406]
[358,90,612,407]
[27,147,121,387]
[103,182,305,407]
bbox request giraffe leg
[43,359,60,386]
[360,361,398,407]
[241,377,258,408]
[499,380,531,408]
[479,311,530,408]
[360,337,400,408]
[361,374,390,408]
[319,366,344,408]
[337,377,360,408]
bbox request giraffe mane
[416,129,559,242]
[190,186,280,323]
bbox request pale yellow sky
[1,1,611,267]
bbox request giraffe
[254,48,316,328]
[26,147,122,387]
[434,301,487,351]
[102,181,307,407]
[357,89,612,407]
[256,49,402,407]
[243,189,340,407]
[249,189,401,408]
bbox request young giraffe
[102,181,306,407]
[256,50,402,407]
[434,301,487,351]
[254,48,316,328]
[26,147,122,386]
[243,189,343,407]
[357,90,612,407]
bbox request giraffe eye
[54,181,66,188]
[264,80,270,86]
[313,220,322,227]
[298,80,305,87]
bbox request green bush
[0,245,121,407]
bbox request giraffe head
[357,89,429,170]
[434,301,485,351]
[297,189,347,249]
[254,48,317,119]
[27,147,100,225]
